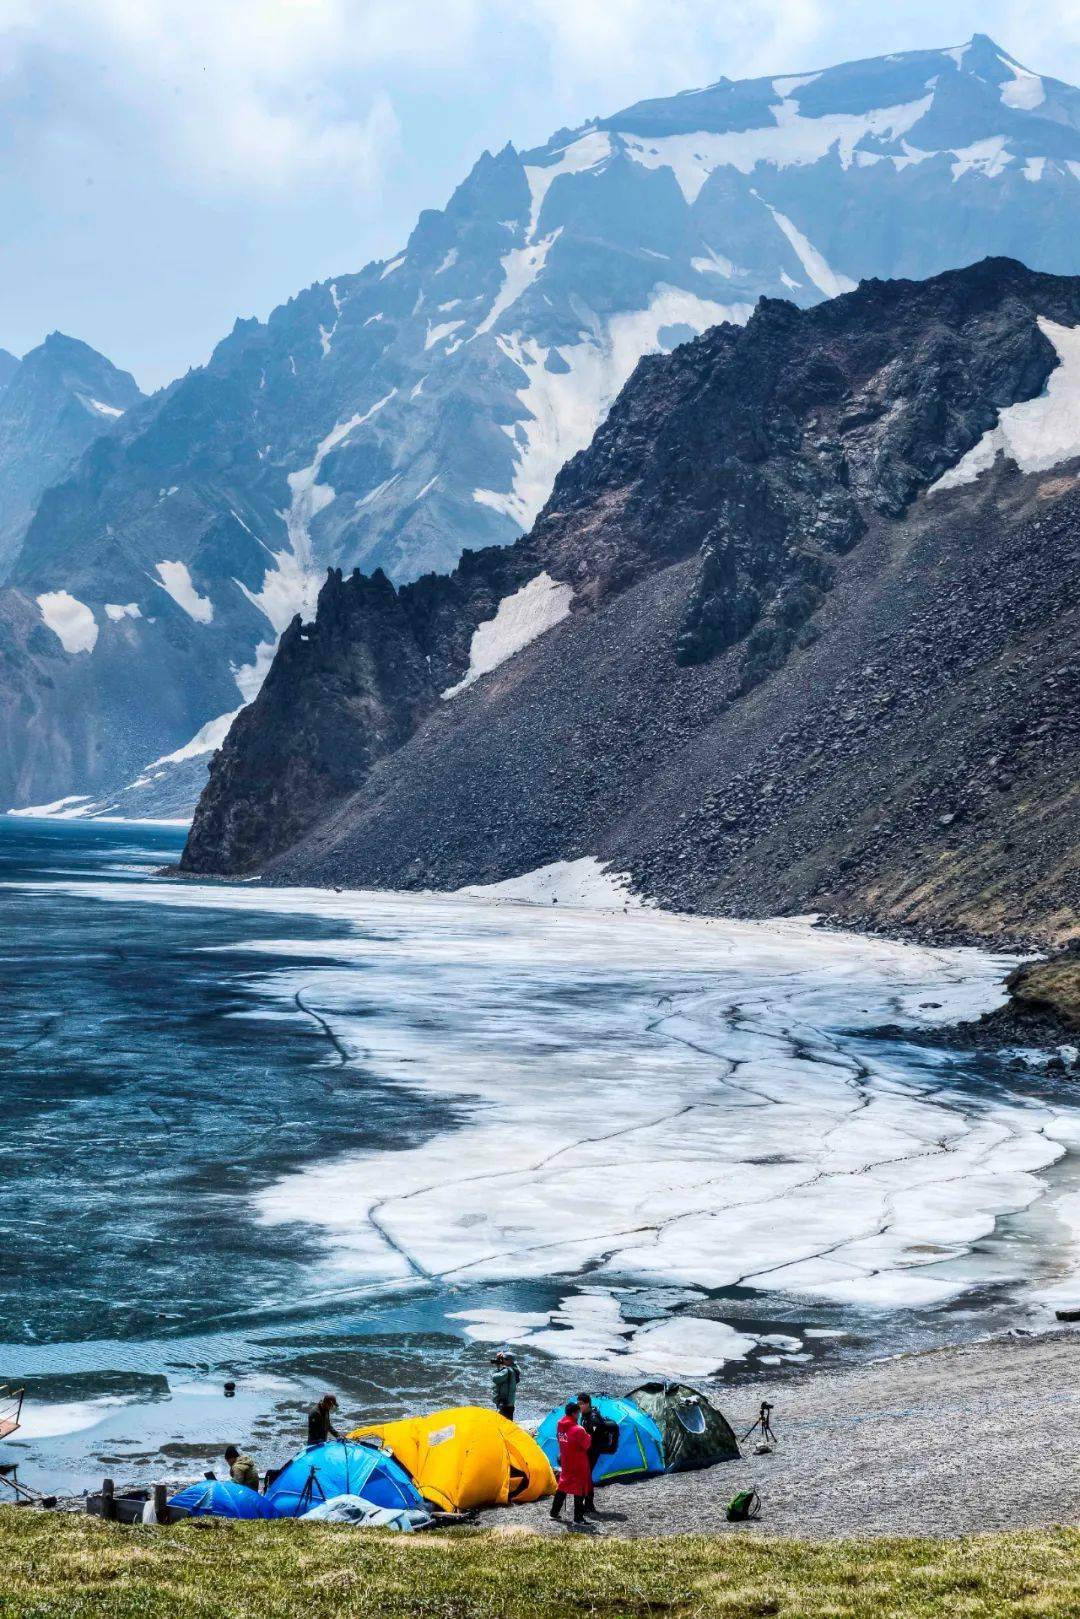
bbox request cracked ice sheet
[21,880,1080,1338]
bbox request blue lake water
[2,816,1078,1494]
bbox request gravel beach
[497,1327,1080,1540]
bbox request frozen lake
[2,817,1079,1491]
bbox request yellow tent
[348,1406,555,1512]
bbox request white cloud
[0,0,456,195]
[523,0,827,105]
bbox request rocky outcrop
[1005,948,1080,1030]
[182,260,1080,945]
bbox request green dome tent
[628,1382,739,1472]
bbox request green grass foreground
[2,1512,1079,1618]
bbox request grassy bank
[2,1512,1079,1618]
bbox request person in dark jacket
[549,1401,592,1530]
[307,1394,341,1447]
[490,1351,520,1419]
[577,1392,607,1516]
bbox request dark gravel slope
[184,261,1080,945]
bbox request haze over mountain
[4,33,1080,816]
[183,258,1080,946]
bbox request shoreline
[24,1323,1080,1539]
[496,1324,1080,1540]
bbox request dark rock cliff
[182,260,1080,944]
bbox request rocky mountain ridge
[0,333,142,582]
[181,259,1079,945]
[6,34,1080,813]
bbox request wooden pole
[101,1478,115,1521]
[153,1484,170,1525]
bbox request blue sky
[1,0,1077,391]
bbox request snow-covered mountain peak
[5,35,1080,818]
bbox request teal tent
[537,1396,664,1484]
[169,1479,273,1519]
[264,1440,422,1519]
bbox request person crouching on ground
[490,1350,520,1419]
[224,1445,260,1491]
[550,1400,592,1530]
[307,1394,341,1447]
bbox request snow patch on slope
[154,561,213,623]
[524,130,611,239]
[79,395,125,419]
[425,320,466,350]
[8,794,95,818]
[36,590,98,653]
[930,318,1080,492]
[242,391,396,643]
[758,197,857,296]
[619,95,933,200]
[1000,59,1045,110]
[474,286,753,530]
[145,708,242,769]
[772,72,821,98]
[950,136,1012,181]
[476,230,561,336]
[441,572,573,698]
[230,392,397,707]
[459,856,641,911]
[104,602,141,621]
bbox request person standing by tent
[307,1394,342,1447]
[577,1392,616,1517]
[490,1351,520,1420]
[224,1445,260,1491]
[549,1401,592,1530]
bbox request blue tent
[169,1479,273,1519]
[537,1397,665,1485]
[264,1440,423,1519]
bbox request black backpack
[593,1415,619,1455]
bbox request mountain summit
[0,334,142,582]
[3,35,1080,813]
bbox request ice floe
[451,1292,759,1376]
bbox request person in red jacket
[549,1401,593,1530]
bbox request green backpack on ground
[726,1489,761,1522]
